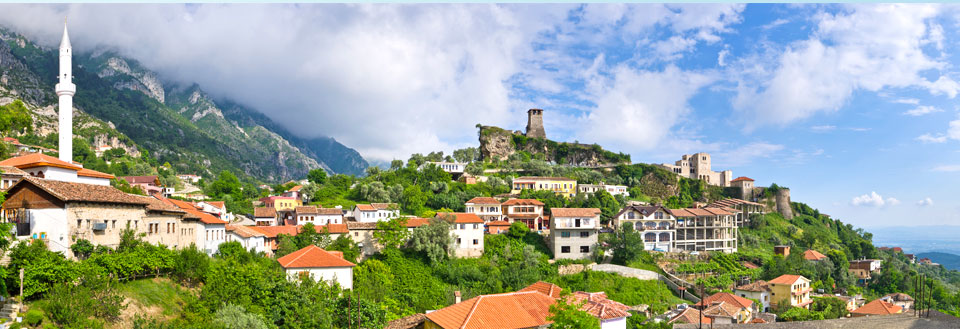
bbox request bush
[213,304,270,329]
[24,309,43,326]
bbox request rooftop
[465,197,501,205]
[513,176,576,181]
[769,274,808,285]
[425,291,555,329]
[277,245,355,268]
[550,208,601,218]
[502,198,545,206]
[10,177,150,206]
[436,212,484,224]
[519,281,562,298]
[852,299,902,316]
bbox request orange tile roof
[76,168,115,179]
[804,249,828,261]
[0,153,80,170]
[769,274,808,285]
[702,301,741,318]
[287,185,302,192]
[10,177,150,206]
[166,198,228,225]
[550,208,601,218]
[122,175,159,185]
[254,207,277,218]
[347,222,378,230]
[700,292,753,309]
[317,208,344,215]
[465,197,500,205]
[437,212,484,224]
[730,176,755,182]
[404,218,430,228]
[750,318,767,323]
[355,204,375,211]
[226,224,265,238]
[852,299,902,316]
[425,291,555,329]
[247,225,299,238]
[701,207,734,216]
[296,206,319,214]
[520,281,562,298]
[514,176,576,181]
[372,202,397,210]
[0,165,27,176]
[277,245,355,268]
[206,201,225,209]
[669,308,712,325]
[486,220,511,226]
[502,199,545,206]
[668,208,696,217]
[735,280,770,292]
[567,291,632,320]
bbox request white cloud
[893,98,920,105]
[851,191,900,207]
[917,133,948,143]
[949,119,960,140]
[732,4,955,128]
[903,105,943,116]
[761,18,789,30]
[717,48,729,67]
[712,142,785,167]
[932,164,960,172]
[811,125,836,132]
[917,197,934,206]
[653,36,698,59]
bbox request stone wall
[775,188,793,219]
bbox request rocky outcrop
[478,125,516,160]
[478,125,630,166]
[99,57,165,103]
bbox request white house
[464,197,502,221]
[167,198,228,255]
[353,203,399,223]
[278,245,356,289]
[197,201,234,222]
[577,184,628,197]
[254,207,277,226]
[226,224,268,255]
[295,206,344,225]
[422,161,466,175]
[438,213,484,258]
[612,205,675,252]
[734,280,772,312]
[0,153,114,186]
[177,174,201,184]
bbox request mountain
[917,252,960,271]
[0,27,367,181]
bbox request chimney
[455,291,462,304]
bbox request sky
[0,4,959,229]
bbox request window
[561,231,571,238]
[457,238,462,245]
[473,239,478,245]
[561,246,570,253]
[580,246,590,253]
[580,231,589,238]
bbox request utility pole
[926,278,932,318]
[18,268,23,313]
[914,276,918,317]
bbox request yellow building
[768,274,812,309]
[260,196,302,211]
[511,176,578,197]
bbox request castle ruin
[525,109,546,139]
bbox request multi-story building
[549,208,601,260]
[768,274,812,309]
[706,198,764,227]
[422,162,466,175]
[464,197,502,221]
[848,259,882,285]
[734,280,772,312]
[259,196,301,211]
[670,207,738,253]
[612,205,675,252]
[698,292,755,323]
[278,245,355,289]
[511,176,578,197]
[502,199,546,231]
[659,153,733,187]
[352,203,400,223]
[253,207,277,226]
[438,213,484,258]
[577,183,628,197]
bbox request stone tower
[775,188,793,219]
[525,108,545,139]
[56,20,76,163]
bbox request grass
[119,278,191,317]
[554,271,685,313]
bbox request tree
[547,296,599,329]
[390,159,404,171]
[507,221,530,239]
[206,170,242,200]
[374,217,411,250]
[300,183,319,203]
[409,217,452,265]
[214,303,270,329]
[276,234,299,257]
[295,223,331,249]
[326,235,361,263]
[610,223,651,265]
[307,169,327,185]
[0,100,34,134]
[70,239,95,260]
[452,147,478,163]
[401,185,428,215]
[465,161,484,176]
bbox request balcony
[792,287,812,296]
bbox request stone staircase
[0,301,20,322]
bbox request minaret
[55,20,75,162]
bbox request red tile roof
[486,220,511,226]
[735,280,770,292]
[437,212,484,224]
[76,168,115,179]
[287,185,302,192]
[254,207,277,218]
[317,208,344,215]
[567,291,632,320]
[465,197,500,205]
[247,225,298,238]
[769,274,808,285]
[730,176,755,182]
[226,224,265,238]
[166,198,228,225]
[502,199,545,206]
[405,218,430,228]
[669,308,712,324]
[296,206,319,214]
[804,249,828,261]
[550,208,601,218]
[0,153,79,170]
[206,201,225,209]
[122,175,159,185]
[852,299,902,316]
[277,245,355,268]
[520,281,562,298]
[10,177,150,206]
[700,292,753,309]
[425,291,555,329]
[355,204,375,211]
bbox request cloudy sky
[1,4,959,228]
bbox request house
[567,291,632,329]
[849,259,882,284]
[437,213,484,258]
[226,224,268,255]
[767,274,812,309]
[510,176,578,197]
[353,203,400,223]
[486,220,511,234]
[774,245,791,257]
[463,197,502,221]
[881,293,914,310]
[549,208,601,260]
[905,254,916,263]
[612,205,675,252]
[422,161,466,176]
[502,199,546,231]
[253,207,278,226]
[197,201,233,222]
[2,137,54,154]
[734,280,772,312]
[139,195,195,250]
[0,177,169,257]
[122,175,164,195]
[577,183,628,196]
[424,291,555,329]
[670,207,738,253]
[851,299,902,317]
[164,197,229,255]
[0,153,114,186]
[729,177,756,201]
[658,153,733,187]
[698,292,754,323]
[0,165,26,190]
[283,185,302,200]
[259,196,301,211]
[177,174,201,183]
[519,281,563,298]
[705,198,764,227]
[669,308,712,325]
[277,245,355,289]
[803,249,828,261]
[346,222,379,256]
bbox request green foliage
[43,268,126,328]
[374,217,411,250]
[70,239,94,260]
[206,170,242,201]
[609,223,654,266]
[507,221,530,239]
[213,304,271,329]
[326,235,361,264]
[0,100,34,135]
[555,271,683,315]
[24,309,43,326]
[547,296,600,329]
[409,217,452,265]
[306,169,327,185]
[777,306,824,322]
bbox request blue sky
[0,4,958,228]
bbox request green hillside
[919,252,960,271]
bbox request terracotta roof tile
[372,203,397,210]
[277,245,355,268]
[730,176,755,182]
[254,207,277,218]
[165,197,228,225]
[735,280,770,292]
[385,313,427,329]
[465,197,500,205]
[355,204,375,211]
[769,274,808,285]
[0,153,79,170]
[550,208,601,218]
[77,168,115,179]
[669,308,712,325]
[502,199,545,206]
[486,220,511,226]
[506,213,542,219]
[317,208,344,215]
[0,166,27,176]
[347,222,378,230]
[122,175,159,185]
[614,205,669,218]
[287,185,302,192]
[882,293,914,302]
[700,292,753,309]
[425,291,555,329]
[138,195,185,213]
[804,249,828,261]
[852,299,902,316]
[520,281,562,298]
[701,207,734,216]
[226,224,265,238]
[206,201,225,209]
[296,206,319,214]
[437,212,484,224]
[12,177,150,206]
[404,218,430,228]
[568,291,632,320]
[247,225,298,238]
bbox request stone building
[549,208,600,260]
[525,108,546,139]
[659,153,733,187]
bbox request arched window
[644,222,657,229]
[659,221,671,229]
[659,232,671,242]
[635,222,643,230]
[644,233,656,242]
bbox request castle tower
[55,21,76,163]
[525,108,545,139]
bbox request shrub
[213,304,270,329]
[24,309,43,326]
